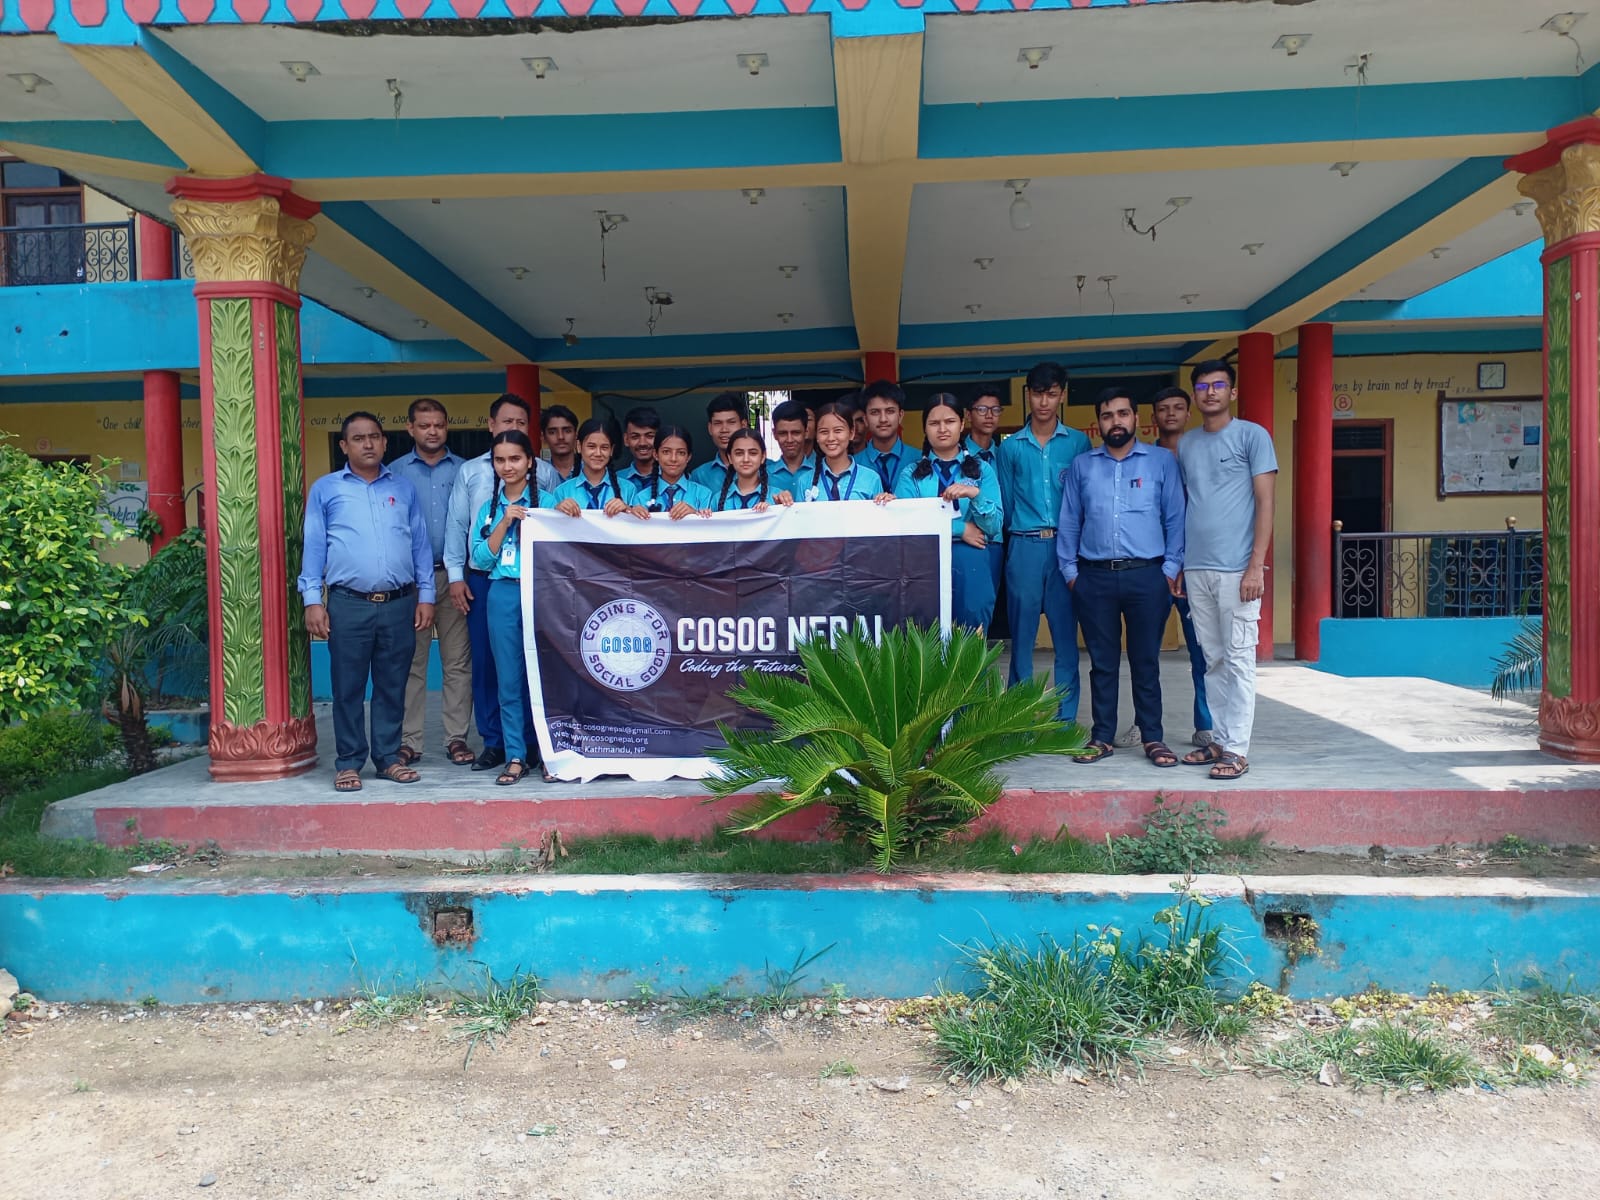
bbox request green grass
[1486,977,1600,1058]
[1261,1022,1479,1090]
[0,765,136,878]
[447,966,543,1068]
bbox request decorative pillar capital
[166,175,319,291]
[1507,118,1600,249]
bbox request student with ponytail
[467,431,541,786]
[626,425,712,519]
[797,401,893,504]
[715,428,794,512]
[542,417,630,516]
[892,393,1003,630]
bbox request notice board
[1437,395,1543,497]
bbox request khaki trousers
[402,566,472,751]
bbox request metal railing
[1334,519,1543,619]
[0,220,135,286]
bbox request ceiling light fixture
[1242,243,1264,255]
[8,72,49,93]
[742,188,766,205]
[965,303,983,315]
[778,264,798,279]
[415,319,429,329]
[356,286,376,299]
[737,52,770,76]
[1430,246,1450,259]
[1181,293,1199,306]
[1125,196,1193,242]
[281,61,319,83]
[1331,161,1358,177]
[596,211,627,282]
[1511,200,1535,216]
[1017,46,1052,69]
[777,312,794,325]
[1006,179,1032,232]
[1273,33,1312,56]
[522,56,558,79]
[507,266,529,281]
[563,317,579,347]
[1542,12,1585,35]
[974,257,994,271]
[644,286,673,336]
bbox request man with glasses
[1176,360,1277,781]
[965,382,1008,621]
[997,362,1089,721]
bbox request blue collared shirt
[768,453,817,497]
[390,448,463,562]
[688,455,733,493]
[1056,440,1185,585]
[864,438,915,492]
[997,421,1091,532]
[299,464,436,605]
[443,452,560,583]
[620,463,656,494]
[469,485,535,581]
[542,473,627,510]
[627,474,713,512]
[963,434,1002,466]
[892,455,1003,539]
[796,458,883,503]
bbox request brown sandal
[1209,752,1249,781]
[396,746,422,766]
[496,759,528,787]
[377,762,421,784]
[1075,740,1114,764]
[1144,741,1179,768]
[1183,743,1225,767]
[446,739,476,766]
[333,769,362,792]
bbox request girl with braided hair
[891,393,1003,630]
[625,425,712,519]
[714,428,794,512]
[542,417,630,517]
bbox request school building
[0,0,1591,781]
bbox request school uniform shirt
[963,434,1003,468]
[443,452,559,583]
[542,473,627,511]
[688,455,734,493]
[299,464,436,605]
[1056,440,1185,586]
[627,474,713,512]
[796,458,884,503]
[715,483,774,512]
[767,453,818,497]
[619,463,656,494]
[542,456,580,483]
[996,421,1091,533]
[892,455,1004,540]
[863,438,916,492]
[468,487,535,580]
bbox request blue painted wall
[1317,617,1526,689]
[310,640,439,702]
[1,876,1592,1004]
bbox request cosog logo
[580,600,672,692]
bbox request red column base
[1538,693,1600,762]
[208,715,319,782]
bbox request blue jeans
[1074,563,1169,745]
[1173,592,1213,733]
[465,570,501,752]
[953,541,997,632]
[486,579,536,765]
[1005,534,1079,720]
[327,587,415,773]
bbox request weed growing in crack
[447,966,543,1067]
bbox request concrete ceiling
[0,34,135,121]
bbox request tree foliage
[0,437,144,724]
[706,623,1088,872]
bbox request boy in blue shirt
[860,380,916,491]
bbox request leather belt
[1010,528,1055,539]
[1078,556,1163,572]
[330,583,416,603]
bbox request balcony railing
[0,220,135,286]
[1334,522,1543,619]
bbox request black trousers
[327,588,417,772]
[1073,562,1169,746]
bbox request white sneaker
[1191,729,1215,748]
[1113,724,1142,748]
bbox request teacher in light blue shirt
[299,412,435,792]
[1057,386,1185,768]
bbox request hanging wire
[1123,204,1182,242]
[1343,53,1368,165]
[386,78,403,122]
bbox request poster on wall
[1437,395,1543,497]
[521,500,952,782]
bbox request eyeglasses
[1193,381,1233,394]
[969,405,1002,416]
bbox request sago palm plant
[1490,617,1542,701]
[706,623,1088,872]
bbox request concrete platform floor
[40,653,1600,854]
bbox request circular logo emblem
[580,600,672,692]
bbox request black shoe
[471,747,507,772]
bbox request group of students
[300,357,1274,792]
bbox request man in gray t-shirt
[1175,361,1278,779]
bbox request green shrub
[1110,794,1227,874]
[0,711,109,798]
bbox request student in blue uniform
[540,404,580,482]
[892,393,1003,631]
[626,425,713,519]
[619,406,660,493]
[543,417,630,515]
[996,361,1091,721]
[715,427,795,511]
[799,401,894,503]
[964,380,1009,612]
[468,430,541,786]
[860,380,916,491]
[688,391,747,492]
[767,398,817,497]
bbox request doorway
[1332,420,1393,618]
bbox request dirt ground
[3,1001,1596,1200]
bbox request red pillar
[862,351,897,384]
[1237,331,1276,660]
[137,215,184,551]
[506,363,542,453]
[1293,323,1334,662]
[137,215,173,282]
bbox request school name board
[520,500,952,781]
